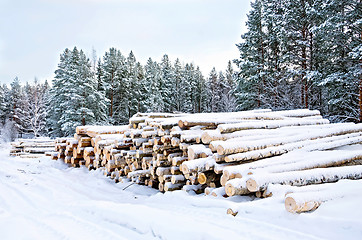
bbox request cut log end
[178,120,185,128]
[225,183,234,197]
[246,179,259,192]
[226,208,238,217]
[285,196,321,213]
[216,145,225,156]
[220,174,229,186]
[198,172,207,185]
[285,196,297,213]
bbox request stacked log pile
[51,109,362,212]
[10,138,56,158]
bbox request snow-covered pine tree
[47,48,72,137]
[217,71,227,111]
[234,0,265,110]
[57,47,83,135]
[221,61,237,112]
[0,84,13,139]
[262,0,290,110]
[134,62,145,113]
[102,48,127,124]
[208,67,222,112]
[316,0,361,122]
[18,79,48,137]
[9,77,23,136]
[0,84,8,125]
[124,51,140,119]
[193,66,208,113]
[181,63,194,113]
[189,63,207,113]
[48,47,107,136]
[160,54,175,112]
[94,58,110,124]
[235,0,361,122]
[144,58,164,112]
[282,0,317,109]
[16,82,32,135]
[76,49,101,126]
[173,58,184,112]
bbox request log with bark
[284,179,362,213]
[246,165,362,193]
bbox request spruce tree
[234,0,265,110]
[0,84,7,125]
[316,0,361,122]
[144,58,164,112]
[102,48,127,124]
[208,67,221,112]
[124,51,140,119]
[181,63,194,113]
[9,77,23,135]
[193,66,208,113]
[160,54,175,112]
[173,58,184,112]
[48,48,72,137]
[18,79,48,137]
[94,58,109,124]
[222,61,237,112]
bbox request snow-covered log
[210,187,226,197]
[285,179,362,213]
[201,122,352,145]
[247,150,362,176]
[246,165,362,193]
[217,124,362,156]
[178,109,319,130]
[197,171,220,185]
[155,167,172,176]
[204,187,215,195]
[181,156,214,174]
[127,169,151,178]
[222,149,362,184]
[217,118,329,133]
[167,152,183,162]
[163,182,183,191]
[19,154,45,158]
[224,128,362,163]
[171,156,188,166]
[86,125,129,137]
[24,147,55,153]
[178,118,238,128]
[75,125,93,135]
[171,175,186,184]
[187,144,212,160]
[224,178,249,196]
[182,184,206,194]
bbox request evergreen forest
[0,0,360,138]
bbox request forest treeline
[234,0,361,122]
[0,0,360,138]
[0,48,236,138]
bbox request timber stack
[10,138,56,158]
[51,109,362,213]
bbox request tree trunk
[359,32,362,122]
[110,71,114,117]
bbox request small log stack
[51,109,362,212]
[10,138,56,158]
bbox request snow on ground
[0,144,362,240]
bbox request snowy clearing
[1,145,362,240]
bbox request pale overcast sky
[0,0,251,84]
